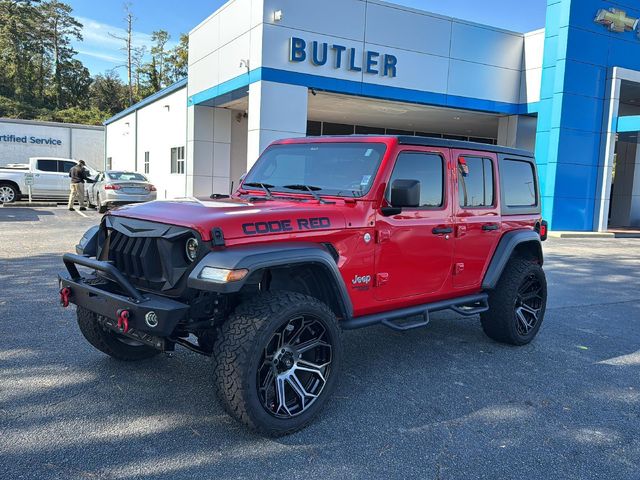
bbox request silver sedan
[88,171,157,213]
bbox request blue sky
[67,0,547,76]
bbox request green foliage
[43,106,107,125]
[90,71,128,115]
[0,0,187,126]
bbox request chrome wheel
[257,315,332,418]
[515,273,544,336]
[0,185,16,203]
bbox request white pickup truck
[0,157,95,203]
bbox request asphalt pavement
[0,205,638,480]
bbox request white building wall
[136,87,188,199]
[0,118,103,170]
[247,81,308,166]
[230,112,248,190]
[188,0,264,97]
[106,87,188,200]
[521,29,545,104]
[256,0,531,105]
[105,112,136,171]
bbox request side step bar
[341,293,489,331]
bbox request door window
[386,152,444,208]
[458,157,494,208]
[59,161,77,173]
[501,159,537,207]
[37,159,57,172]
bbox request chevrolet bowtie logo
[595,8,640,34]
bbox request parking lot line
[74,209,88,218]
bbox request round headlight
[185,237,199,262]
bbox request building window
[106,157,112,170]
[305,121,496,144]
[144,151,150,174]
[306,121,322,136]
[458,157,494,208]
[171,146,185,174]
[322,122,355,135]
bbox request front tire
[0,183,18,203]
[481,256,547,345]
[76,306,160,361]
[212,291,342,436]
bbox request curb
[1,202,59,208]
[548,231,615,239]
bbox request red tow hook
[59,287,71,308]
[116,309,130,334]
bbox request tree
[59,58,91,107]
[40,0,82,108]
[150,29,170,88]
[166,33,188,82]
[109,2,135,106]
[131,44,146,101]
[90,70,128,115]
[0,0,42,103]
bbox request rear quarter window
[499,156,540,215]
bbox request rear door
[374,147,454,301]
[32,159,61,196]
[452,150,502,288]
[58,160,77,196]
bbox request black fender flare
[75,225,100,257]
[187,242,353,319]
[482,230,543,290]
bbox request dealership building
[105,0,640,231]
[0,118,104,170]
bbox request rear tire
[76,306,160,361]
[481,256,547,345]
[212,291,342,436]
[0,183,19,203]
[97,194,107,214]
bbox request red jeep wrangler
[59,136,548,435]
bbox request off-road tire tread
[212,291,340,436]
[481,255,546,345]
[76,306,159,361]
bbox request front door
[374,148,454,301]
[451,150,502,288]
[57,160,77,198]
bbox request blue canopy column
[535,0,640,231]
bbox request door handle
[482,223,500,231]
[432,226,453,235]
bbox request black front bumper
[59,253,189,337]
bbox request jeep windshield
[242,142,386,198]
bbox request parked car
[87,170,157,213]
[59,136,548,436]
[0,157,94,203]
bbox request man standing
[68,160,93,211]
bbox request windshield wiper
[242,182,274,200]
[282,184,333,204]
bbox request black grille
[97,217,202,295]
[107,230,163,288]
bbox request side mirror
[382,179,420,216]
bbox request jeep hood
[108,196,347,242]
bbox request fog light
[199,267,249,283]
[185,237,199,262]
[145,311,159,328]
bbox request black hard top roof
[395,136,534,158]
